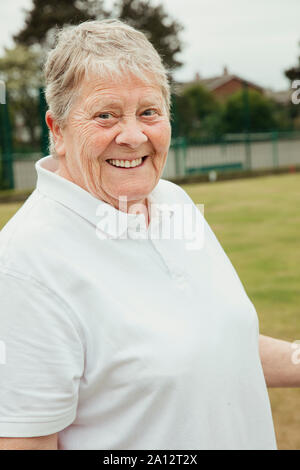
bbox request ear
[45,110,66,157]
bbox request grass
[1,173,300,449]
[0,203,23,230]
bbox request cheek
[92,131,115,159]
[151,124,171,154]
[76,124,112,160]
[65,120,92,156]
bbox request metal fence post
[242,82,252,170]
[173,137,186,177]
[39,87,49,156]
[0,90,14,189]
[173,138,180,177]
[182,136,187,176]
[244,133,252,170]
[271,130,279,168]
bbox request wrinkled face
[53,73,171,210]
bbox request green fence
[166,131,300,180]
[0,91,14,189]
[0,87,49,190]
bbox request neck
[54,166,150,228]
[120,197,150,229]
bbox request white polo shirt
[0,155,277,450]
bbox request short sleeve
[0,268,84,437]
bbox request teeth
[108,158,143,168]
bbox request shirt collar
[35,155,174,239]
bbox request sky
[0,0,299,91]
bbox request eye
[98,113,113,119]
[142,109,157,117]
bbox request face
[47,73,171,211]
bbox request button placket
[151,236,188,286]
[146,201,190,287]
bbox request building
[175,66,264,102]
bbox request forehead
[76,73,164,108]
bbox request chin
[113,182,155,202]
[116,191,148,205]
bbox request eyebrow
[139,97,163,107]
[86,98,122,111]
[86,93,163,111]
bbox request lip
[106,156,149,168]
[105,155,148,162]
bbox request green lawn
[1,173,300,449]
[0,203,23,230]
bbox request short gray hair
[44,19,171,158]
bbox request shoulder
[153,178,194,205]
[0,195,86,350]
[0,189,68,274]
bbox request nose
[115,118,148,149]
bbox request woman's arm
[0,433,58,450]
[259,334,300,387]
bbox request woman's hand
[259,335,300,387]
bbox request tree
[0,45,43,148]
[14,0,108,48]
[284,41,300,82]
[14,0,184,71]
[222,89,277,133]
[115,0,183,71]
[172,84,222,140]
[284,41,300,129]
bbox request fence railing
[0,87,48,190]
[162,132,300,180]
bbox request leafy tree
[14,0,108,48]
[222,89,277,133]
[115,0,183,70]
[0,45,43,148]
[14,0,184,71]
[284,41,300,129]
[284,41,300,82]
[172,84,222,140]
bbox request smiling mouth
[106,156,148,168]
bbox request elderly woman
[0,20,299,451]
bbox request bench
[186,162,243,174]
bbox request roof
[173,71,264,95]
[199,74,263,92]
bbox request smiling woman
[0,19,279,451]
